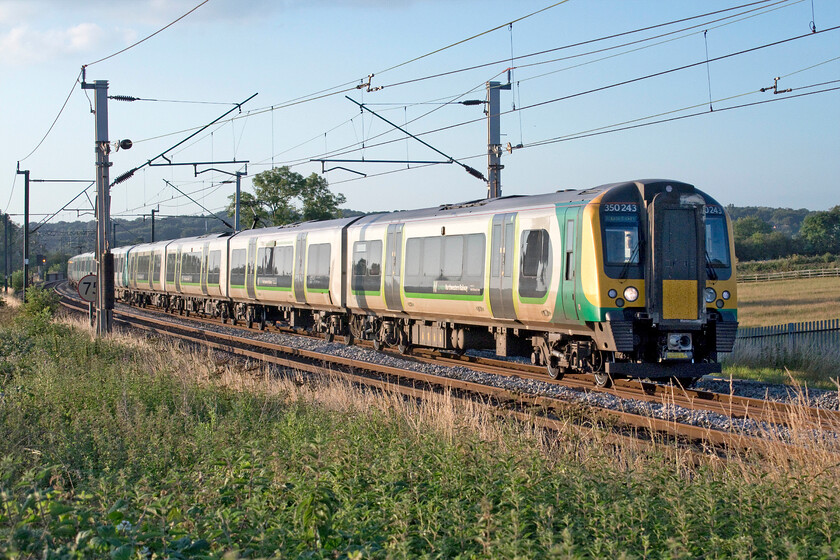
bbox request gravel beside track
[107,300,839,440]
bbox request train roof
[350,179,698,226]
[228,216,361,239]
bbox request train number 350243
[603,203,638,212]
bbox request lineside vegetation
[1,303,839,558]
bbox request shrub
[10,270,23,291]
[21,286,59,318]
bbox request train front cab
[582,180,738,382]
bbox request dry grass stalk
[57,314,840,484]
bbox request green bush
[21,286,59,318]
[10,270,23,292]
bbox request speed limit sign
[78,274,97,303]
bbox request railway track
[56,283,839,456]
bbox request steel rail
[55,280,840,434]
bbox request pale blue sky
[1,0,838,226]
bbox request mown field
[735,277,840,328]
[723,277,840,388]
[1,291,840,558]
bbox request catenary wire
[323,84,838,190]
[372,0,570,76]
[377,0,795,91]
[129,0,792,148]
[83,0,210,67]
[17,69,83,163]
[514,0,803,84]
[281,25,840,165]
[522,84,840,149]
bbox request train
[68,179,738,387]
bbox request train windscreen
[704,206,731,280]
[601,202,643,279]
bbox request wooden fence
[735,318,840,352]
[737,268,840,283]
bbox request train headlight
[704,288,716,303]
[623,286,639,302]
[722,290,731,300]
[716,299,724,308]
[615,298,625,308]
[608,289,617,298]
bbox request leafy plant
[21,286,59,318]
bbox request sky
[1,0,838,230]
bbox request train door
[175,248,182,293]
[561,207,580,320]
[648,194,705,324]
[200,243,209,296]
[384,223,403,311]
[294,233,307,302]
[246,238,257,300]
[489,213,517,320]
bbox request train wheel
[546,357,564,380]
[591,352,612,388]
[593,372,612,389]
[344,333,355,346]
[324,332,334,343]
[397,343,410,355]
[372,339,383,352]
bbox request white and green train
[69,179,738,386]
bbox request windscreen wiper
[705,251,718,280]
[619,242,641,280]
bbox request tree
[733,216,772,240]
[799,206,840,254]
[226,166,345,228]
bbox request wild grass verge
[0,310,838,558]
[723,336,840,390]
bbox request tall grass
[1,311,839,558]
[723,335,840,389]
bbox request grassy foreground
[1,299,840,558]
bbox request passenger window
[152,254,162,287]
[230,249,247,287]
[352,240,383,293]
[565,220,575,281]
[404,234,485,296]
[422,238,442,279]
[405,239,421,277]
[306,243,331,291]
[442,236,463,278]
[166,253,176,282]
[207,250,221,285]
[519,229,551,300]
[465,234,485,278]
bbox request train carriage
[69,178,738,386]
[161,233,230,316]
[226,219,354,329]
